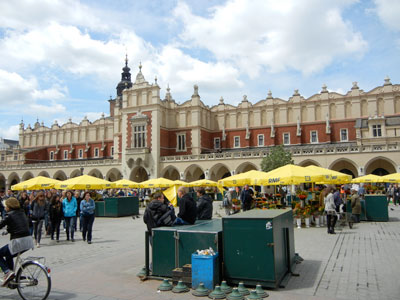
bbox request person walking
[49,194,63,242]
[74,191,83,232]
[31,192,47,247]
[349,188,361,226]
[62,190,77,242]
[0,190,5,220]
[240,184,254,211]
[393,184,400,206]
[80,192,95,244]
[223,189,234,216]
[17,192,29,213]
[44,191,52,236]
[324,187,337,234]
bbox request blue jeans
[0,245,14,273]
[81,214,95,242]
[64,217,75,240]
[33,219,44,244]
[173,217,190,225]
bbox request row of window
[214,129,351,149]
[0,154,18,161]
[49,147,114,161]
[129,125,383,151]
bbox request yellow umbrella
[184,179,218,187]
[11,176,61,191]
[305,165,352,184]
[218,170,270,187]
[258,164,325,186]
[381,173,400,183]
[139,177,176,188]
[112,179,140,189]
[54,174,113,190]
[163,185,178,207]
[173,180,186,186]
[351,174,383,183]
[185,179,225,195]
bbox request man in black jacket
[240,184,254,211]
[196,188,213,220]
[143,193,175,236]
[174,186,196,225]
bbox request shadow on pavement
[47,290,82,300]
[283,259,322,290]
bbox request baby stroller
[336,203,352,230]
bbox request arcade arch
[70,169,82,178]
[364,157,396,176]
[8,172,20,187]
[184,164,204,182]
[209,163,231,181]
[37,171,50,177]
[160,166,180,180]
[0,174,5,190]
[106,168,122,182]
[53,170,67,181]
[298,159,321,167]
[88,169,104,179]
[329,159,358,178]
[21,171,34,181]
[236,162,257,174]
[130,166,148,182]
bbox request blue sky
[0,0,399,140]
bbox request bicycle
[1,235,51,300]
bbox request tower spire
[116,55,133,97]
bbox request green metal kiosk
[222,209,295,288]
[95,196,139,217]
[347,195,388,222]
[151,219,222,278]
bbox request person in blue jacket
[62,190,77,242]
[80,192,95,244]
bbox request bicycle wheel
[16,261,51,300]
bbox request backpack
[157,209,176,226]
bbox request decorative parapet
[160,143,398,163]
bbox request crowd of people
[143,186,213,236]
[0,188,97,246]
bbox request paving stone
[1,202,399,299]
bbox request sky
[0,0,399,140]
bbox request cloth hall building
[1,60,400,190]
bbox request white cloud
[0,125,19,140]
[373,0,400,31]
[0,23,156,83]
[173,0,367,76]
[0,0,107,31]
[26,103,66,116]
[154,45,243,96]
[0,69,67,116]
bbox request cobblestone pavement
[1,202,399,300]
